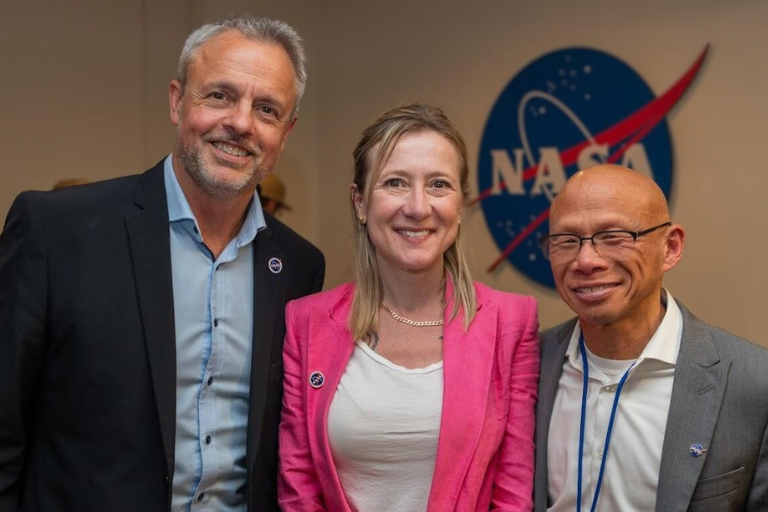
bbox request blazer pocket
[690,466,745,502]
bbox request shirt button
[214,319,219,327]
[605,385,616,392]
[198,493,205,501]
[205,435,211,445]
[207,377,213,386]
[596,449,604,459]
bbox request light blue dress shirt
[164,156,266,512]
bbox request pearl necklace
[379,302,444,327]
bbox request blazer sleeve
[491,296,540,511]
[311,262,325,295]
[747,420,768,510]
[278,301,328,512]
[0,193,49,511]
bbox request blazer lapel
[534,320,574,512]
[306,291,356,512]
[655,303,729,512]
[125,163,177,475]
[427,285,494,512]
[246,228,284,471]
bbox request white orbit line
[518,90,601,203]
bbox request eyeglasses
[542,222,671,261]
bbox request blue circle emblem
[268,257,283,274]
[477,47,674,288]
[689,443,706,458]
[309,371,325,389]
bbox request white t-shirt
[327,340,443,512]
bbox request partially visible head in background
[258,173,292,216]
[52,178,90,190]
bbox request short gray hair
[176,17,307,113]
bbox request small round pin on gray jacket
[689,444,707,458]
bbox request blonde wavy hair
[349,103,477,340]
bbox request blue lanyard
[577,333,636,512]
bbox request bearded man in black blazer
[0,17,324,512]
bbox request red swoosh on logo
[481,45,709,273]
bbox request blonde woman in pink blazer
[278,104,540,512]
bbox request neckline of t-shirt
[355,340,444,374]
[584,344,636,379]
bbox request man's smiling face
[549,166,682,333]
[169,31,297,199]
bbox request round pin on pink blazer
[278,280,540,511]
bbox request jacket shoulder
[287,282,353,316]
[264,213,324,267]
[678,300,767,361]
[5,167,162,241]
[21,174,141,215]
[686,311,768,384]
[470,282,539,340]
[473,281,537,309]
[705,322,767,360]
[11,160,163,220]
[541,317,578,347]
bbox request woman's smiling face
[353,130,463,277]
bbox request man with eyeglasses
[533,165,768,511]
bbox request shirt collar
[164,155,195,223]
[163,155,267,247]
[565,288,683,371]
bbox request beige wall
[2,0,766,345]
[312,0,768,346]
[0,0,320,240]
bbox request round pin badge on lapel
[689,444,707,458]
[268,257,283,274]
[309,371,325,389]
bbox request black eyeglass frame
[542,221,672,261]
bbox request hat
[52,178,90,190]
[258,173,292,211]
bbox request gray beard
[174,136,266,200]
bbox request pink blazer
[278,281,539,511]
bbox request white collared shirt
[547,291,683,512]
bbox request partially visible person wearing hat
[52,178,90,190]
[258,173,292,215]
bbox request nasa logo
[268,257,283,274]
[476,46,707,288]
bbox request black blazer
[0,161,325,512]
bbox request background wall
[2,0,766,345]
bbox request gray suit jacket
[534,301,768,512]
